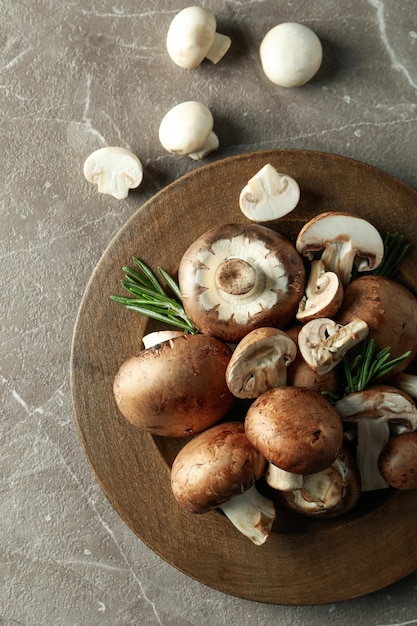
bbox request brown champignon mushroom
[225,327,297,399]
[298,317,369,375]
[296,259,344,322]
[178,223,306,342]
[277,447,361,518]
[296,212,384,287]
[378,431,417,490]
[170,421,276,545]
[336,275,417,375]
[245,387,343,477]
[335,385,417,491]
[113,334,234,437]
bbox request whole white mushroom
[158,101,219,160]
[260,22,323,88]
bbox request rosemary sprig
[351,231,411,281]
[111,258,199,334]
[341,338,411,396]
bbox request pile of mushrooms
[112,170,417,545]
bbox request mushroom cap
[225,327,297,399]
[159,101,214,155]
[83,146,143,199]
[113,334,234,437]
[178,223,306,342]
[378,431,417,490]
[336,275,417,374]
[239,164,300,222]
[166,6,217,69]
[260,22,322,88]
[245,386,343,474]
[170,421,267,513]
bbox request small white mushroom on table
[83,146,143,199]
[159,101,219,160]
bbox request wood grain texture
[70,149,417,605]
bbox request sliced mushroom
[225,327,297,399]
[170,422,276,545]
[260,22,323,88]
[335,385,417,491]
[378,431,417,490]
[158,101,218,160]
[113,334,234,437]
[141,330,185,350]
[296,260,344,322]
[298,317,369,375]
[296,212,384,287]
[166,6,231,69]
[239,164,300,222]
[83,147,143,199]
[178,223,306,342]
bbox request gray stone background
[2,1,417,624]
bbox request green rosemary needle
[111,258,199,334]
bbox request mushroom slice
[296,212,384,287]
[225,327,297,399]
[166,6,231,69]
[178,223,306,343]
[378,432,417,490]
[278,447,361,518]
[296,260,343,322]
[170,422,276,545]
[298,317,369,376]
[239,164,300,222]
[158,101,218,160]
[141,330,185,350]
[83,147,143,199]
[335,385,417,491]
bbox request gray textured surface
[2,1,417,624]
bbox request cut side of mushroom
[166,6,231,69]
[178,223,306,342]
[335,385,417,491]
[159,101,218,160]
[225,327,297,399]
[83,147,143,199]
[298,317,369,375]
[296,260,343,322]
[142,330,185,350]
[296,212,384,287]
[239,164,300,222]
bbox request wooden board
[70,149,417,605]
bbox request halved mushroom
[335,385,417,491]
[113,334,234,437]
[158,101,218,160]
[296,260,344,322]
[277,447,361,518]
[170,421,276,545]
[166,6,231,69]
[298,317,369,375]
[239,164,300,222]
[83,147,143,199]
[178,223,306,342]
[141,330,185,350]
[378,431,417,490]
[225,327,297,399]
[296,212,384,287]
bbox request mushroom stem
[188,130,219,160]
[215,258,257,296]
[205,32,232,64]
[320,240,358,287]
[219,484,276,546]
[266,463,304,491]
[350,417,390,491]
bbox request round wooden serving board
[71,150,417,605]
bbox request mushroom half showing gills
[245,386,344,491]
[113,334,235,437]
[277,447,361,518]
[336,275,417,374]
[225,327,297,399]
[170,422,276,545]
[296,259,344,322]
[296,212,384,288]
[178,223,306,343]
[83,146,143,199]
[166,5,231,68]
[239,163,300,222]
[335,385,417,491]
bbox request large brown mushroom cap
[171,421,267,513]
[245,386,343,474]
[337,275,417,374]
[113,334,234,437]
[178,223,306,342]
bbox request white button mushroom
[166,6,231,69]
[158,101,219,160]
[260,22,323,88]
[83,147,143,200]
[239,163,300,222]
